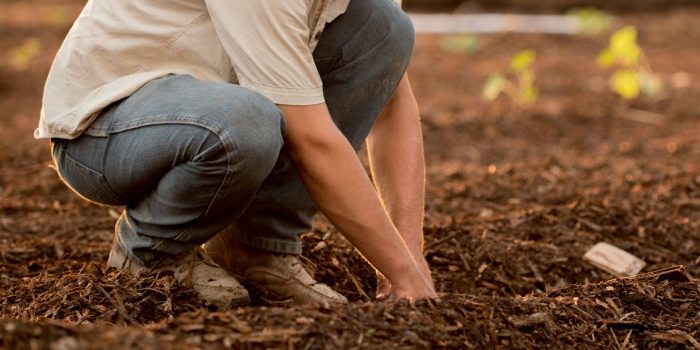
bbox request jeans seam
[232,230,302,255]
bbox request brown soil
[2,1,700,349]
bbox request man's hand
[278,102,436,301]
[368,74,434,300]
[377,255,431,300]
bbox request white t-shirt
[36,0,402,139]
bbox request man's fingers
[376,273,392,300]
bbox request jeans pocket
[53,142,126,206]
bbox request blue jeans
[51,0,415,266]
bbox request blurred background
[2,1,700,346]
[403,0,699,12]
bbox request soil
[2,1,700,349]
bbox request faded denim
[51,0,415,266]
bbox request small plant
[9,38,43,71]
[482,49,538,107]
[567,7,612,35]
[596,25,661,99]
[442,33,480,54]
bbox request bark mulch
[2,1,700,349]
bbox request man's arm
[278,103,436,300]
[366,74,433,298]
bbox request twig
[487,322,499,349]
[620,330,632,350]
[525,154,557,191]
[342,265,371,302]
[164,277,174,320]
[527,259,544,283]
[508,312,550,328]
[451,238,472,272]
[629,285,677,316]
[424,232,459,252]
[302,338,316,350]
[615,108,666,126]
[668,330,700,350]
[569,304,596,321]
[75,309,89,326]
[92,283,138,325]
[322,227,337,241]
[575,217,603,232]
[605,297,622,319]
[112,290,129,324]
[611,328,621,350]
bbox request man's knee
[357,0,416,62]
[218,90,286,178]
[381,1,416,62]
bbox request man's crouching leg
[205,0,414,304]
[53,75,287,309]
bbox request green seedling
[482,49,538,107]
[10,38,43,71]
[597,25,661,99]
[567,7,611,35]
[442,33,480,54]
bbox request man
[38,0,436,308]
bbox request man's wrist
[394,226,424,254]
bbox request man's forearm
[367,74,426,257]
[278,103,434,299]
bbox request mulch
[2,1,700,349]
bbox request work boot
[204,233,348,305]
[107,245,250,309]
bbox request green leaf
[611,69,640,99]
[609,26,641,66]
[610,26,637,49]
[442,34,480,53]
[510,50,536,72]
[482,74,505,101]
[521,87,539,106]
[567,7,611,35]
[596,48,615,68]
[9,38,43,71]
